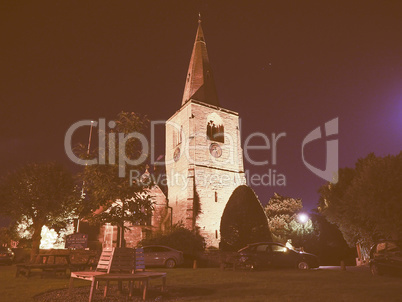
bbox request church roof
[181,17,220,107]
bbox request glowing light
[298,213,309,224]
[39,224,75,249]
[40,226,58,249]
[16,218,74,249]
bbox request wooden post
[193,259,197,269]
[341,260,346,271]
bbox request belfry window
[173,125,182,147]
[178,126,182,145]
[206,113,224,143]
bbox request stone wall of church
[150,185,170,232]
[97,184,169,248]
[124,226,146,248]
[166,102,194,229]
[166,100,246,247]
[189,102,244,173]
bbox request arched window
[206,113,224,143]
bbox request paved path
[319,265,370,272]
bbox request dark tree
[318,152,402,248]
[0,162,78,260]
[304,212,356,265]
[220,185,272,251]
[318,167,358,246]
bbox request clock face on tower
[209,143,222,158]
[173,147,180,162]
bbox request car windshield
[271,244,288,252]
[238,243,298,253]
[387,241,401,251]
[376,241,402,254]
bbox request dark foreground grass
[0,265,401,302]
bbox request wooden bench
[90,271,167,301]
[135,247,145,271]
[69,248,117,285]
[16,263,68,277]
[70,248,137,301]
[69,254,97,272]
[70,247,167,301]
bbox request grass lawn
[0,265,401,302]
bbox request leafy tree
[265,193,314,246]
[79,112,153,247]
[220,185,272,251]
[0,162,78,260]
[318,152,402,248]
[0,227,14,247]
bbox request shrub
[139,226,205,254]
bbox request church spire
[181,16,220,107]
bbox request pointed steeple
[181,16,220,107]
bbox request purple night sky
[1,1,401,211]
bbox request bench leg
[103,280,109,298]
[89,278,96,302]
[162,276,166,292]
[118,280,122,293]
[129,281,133,297]
[69,277,74,294]
[142,279,148,301]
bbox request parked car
[143,245,184,268]
[370,240,402,276]
[0,247,15,265]
[238,242,319,270]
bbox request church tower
[165,17,246,247]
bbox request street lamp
[298,213,309,224]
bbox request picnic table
[16,254,70,278]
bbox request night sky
[1,1,401,211]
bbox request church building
[99,18,247,248]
